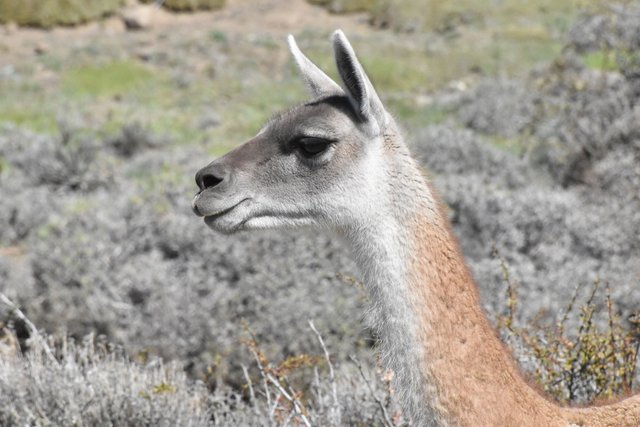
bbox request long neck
[344,146,563,426]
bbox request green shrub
[307,0,375,14]
[161,0,225,12]
[496,253,640,404]
[0,0,123,28]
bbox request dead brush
[239,322,324,427]
[494,250,640,404]
[237,321,405,426]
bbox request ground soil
[0,0,372,68]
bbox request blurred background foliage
[0,0,125,28]
[0,0,226,27]
[0,0,639,424]
[0,0,627,144]
[160,0,226,12]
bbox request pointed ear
[288,35,343,98]
[332,30,387,132]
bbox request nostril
[195,165,226,191]
[202,173,223,189]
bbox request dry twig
[349,355,395,427]
[0,293,57,365]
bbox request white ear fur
[332,30,387,132]
[288,35,343,98]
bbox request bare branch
[349,355,395,427]
[241,364,259,416]
[248,344,274,425]
[266,373,311,427]
[0,293,57,365]
[308,319,340,423]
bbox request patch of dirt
[0,0,373,67]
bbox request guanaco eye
[295,137,332,158]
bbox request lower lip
[204,214,228,228]
[202,207,233,224]
[198,198,251,225]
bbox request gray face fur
[192,32,436,424]
[192,30,391,234]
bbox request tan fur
[406,183,640,426]
[194,30,640,426]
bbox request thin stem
[308,320,340,423]
[349,355,395,427]
[248,345,274,426]
[266,373,311,427]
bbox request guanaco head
[193,30,401,234]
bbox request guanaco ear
[288,35,343,98]
[332,29,387,133]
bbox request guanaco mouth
[192,192,250,221]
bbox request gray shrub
[1,5,640,420]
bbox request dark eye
[295,137,332,158]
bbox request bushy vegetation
[1,0,639,424]
[494,256,640,404]
[0,333,215,426]
[0,0,124,28]
[0,0,224,28]
[307,0,374,14]
[161,0,226,12]
[0,300,402,426]
[311,0,606,34]
[522,284,640,404]
[0,121,367,385]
